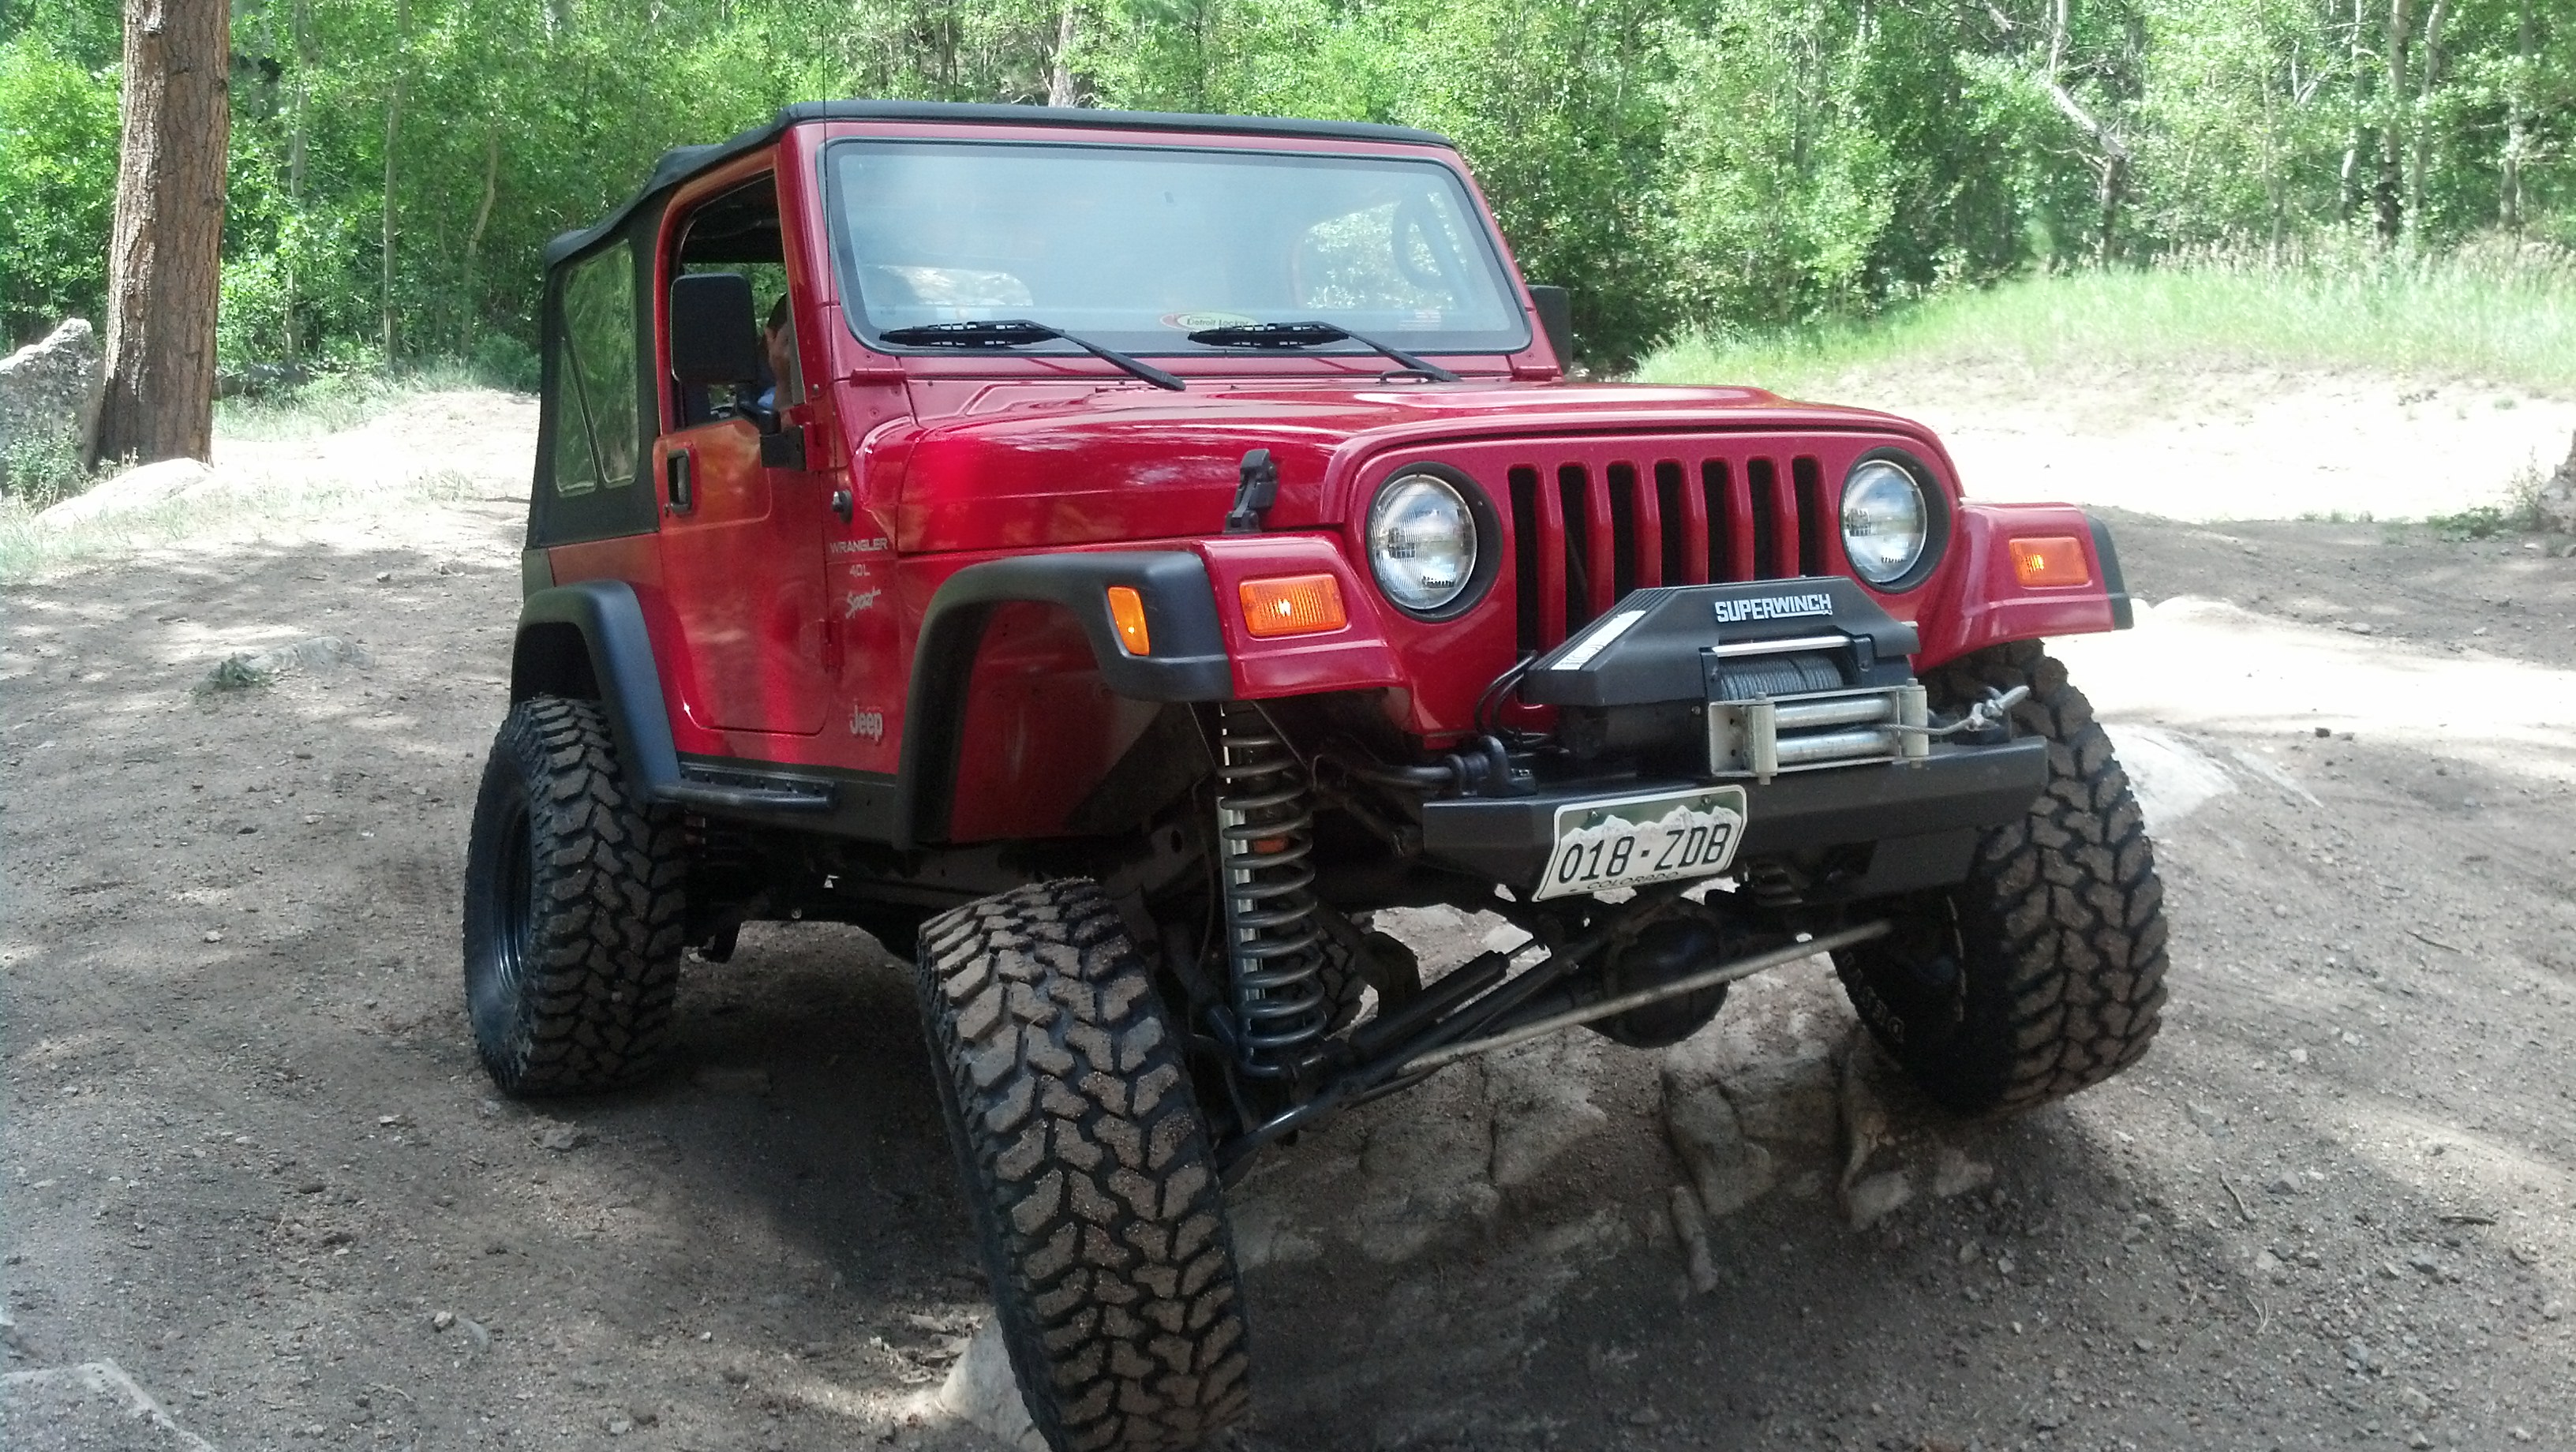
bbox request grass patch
[0,468,482,584]
[214,358,530,441]
[1635,238,2576,399]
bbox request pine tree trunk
[88,0,231,470]
[2338,0,2368,221]
[284,0,311,363]
[1046,3,1077,107]
[381,0,409,361]
[2375,0,2411,244]
[461,121,500,352]
[2406,0,2447,243]
[2502,0,2532,230]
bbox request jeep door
[650,167,833,738]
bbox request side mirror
[669,272,762,389]
[1526,284,1574,371]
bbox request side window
[671,176,791,428]
[552,240,639,497]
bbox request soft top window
[824,140,1529,357]
[550,239,640,498]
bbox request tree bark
[2405,0,2447,242]
[461,120,500,350]
[2502,0,2532,230]
[88,0,231,470]
[283,0,311,362]
[1046,3,1077,106]
[2375,0,2411,243]
[2043,0,2129,264]
[2338,0,2368,220]
[381,0,409,361]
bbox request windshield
[823,140,1530,357]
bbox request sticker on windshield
[1163,311,1259,331]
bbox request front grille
[1505,449,1836,653]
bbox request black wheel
[461,696,687,1096]
[917,880,1251,1452]
[1833,642,2169,1114]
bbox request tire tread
[1837,642,2170,1113]
[918,881,1249,1452]
[465,696,686,1095]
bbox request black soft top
[541,101,1458,268]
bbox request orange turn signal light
[1106,586,1151,655]
[2010,536,2091,587]
[1239,573,1348,638]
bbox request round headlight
[1840,459,1930,586]
[1368,473,1480,614]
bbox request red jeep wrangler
[463,102,2166,1452]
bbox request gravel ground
[3,387,2571,1452]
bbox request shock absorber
[1212,702,1329,1076]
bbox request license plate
[1533,785,1748,901]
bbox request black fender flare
[510,580,682,802]
[2086,512,2134,630]
[896,551,1233,849]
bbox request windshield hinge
[1226,450,1279,533]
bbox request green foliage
[2424,503,2515,540]
[1,425,90,507]
[2,0,2570,372]
[0,32,119,343]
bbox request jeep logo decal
[1713,592,1834,624]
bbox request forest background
[2,0,2571,379]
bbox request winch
[1522,578,1935,782]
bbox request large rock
[0,319,99,477]
[1664,1081,1775,1218]
[2541,430,2576,535]
[36,456,215,527]
[1657,966,1850,1229]
[1483,1033,1612,1189]
[931,1322,1044,1451]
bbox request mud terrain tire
[1834,641,2168,1113]
[917,881,1251,1452]
[462,696,687,1096]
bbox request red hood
[870,380,1952,554]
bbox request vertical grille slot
[1554,464,1589,638]
[1608,462,1653,596]
[1703,458,1749,581]
[1509,465,1546,653]
[1746,458,1782,578]
[1654,460,1700,583]
[1561,463,1616,626]
[1793,456,1829,576]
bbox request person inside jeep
[755,293,792,412]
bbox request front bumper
[1417,736,2047,900]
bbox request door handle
[832,488,853,525]
[665,451,694,514]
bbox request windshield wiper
[875,319,1185,391]
[1184,320,1462,383]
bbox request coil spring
[1214,703,1329,1076]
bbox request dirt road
[4,387,2571,1452]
